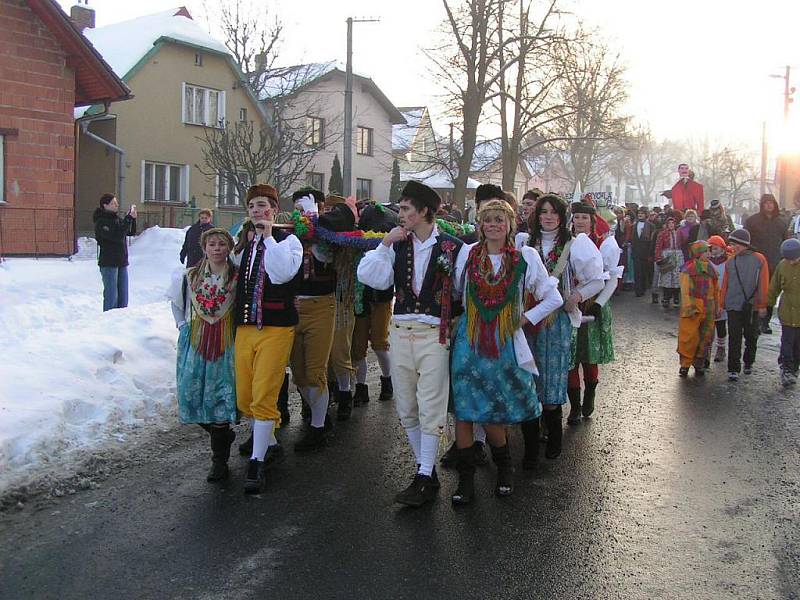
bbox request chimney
[70,2,95,31]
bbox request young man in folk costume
[350,202,398,405]
[567,202,622,423]
[288,187,355,451]
[324,194,360,421]
[516,194,605,465]
[234,184,303,494]
[450,198,562,504]
[357,181,470,507]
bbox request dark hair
[100,193,115,207]
[522,189,541,201]
[400,195,437,223]
[528,194,571,250]
[234,220,256,255]
[475,183,504,208]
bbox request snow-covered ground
[0,227,185,494]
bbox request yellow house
[75,6,267,233]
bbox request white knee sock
[473,423,486,444]
[303,386,328,429]
[404,424,422,464]
[336,373,351,392]
[418,433,439,477]
[355,358,368,385]
[375,350,391,378]
[251,419,274,461]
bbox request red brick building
[0,0,129,256]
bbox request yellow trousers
[235,325,294,424]
[330,313,356,381]
[351,301,392,363]
[290,295,336,388]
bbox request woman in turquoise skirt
[450,199,562,504]
[169,228,238,482]
[567,202,622,424]
[515,195,605,463]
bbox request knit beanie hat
[781,238,800,260]
[728,228,751,247]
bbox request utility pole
[776,65,795,207]
[343,17,378,198]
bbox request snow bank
[0,227,186,493]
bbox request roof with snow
[256,61,405,124]
[400,167,480,190]
[392,106,426,151]
[82,7,229,81]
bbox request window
[142,161,188,203]
[217,171,250,207]
[306,172,324,191]
[306,116,325,147]
[183,83,225,127]
[356,178,372,201]
[194,53,203,67]
[239,107,248,122]
[357,126,373,156]
[0,135,4,203]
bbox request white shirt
[357,226,470,326]
[636,221,645,237]
[246,232,303,285]
[596,236,622,307]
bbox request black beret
[401,181,441,213]
[570,202,595,215]
[291,186,325,204]
[317,203,355,232]
[475,183,504,205]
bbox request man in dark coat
[180,209,214,267]
[745,193,788,333]
[631,206,656,298]
[93,193,136,311]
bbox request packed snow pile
[0,226,186,494]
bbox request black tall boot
[543,406,563,459]
[208,426,235,482]
[378,376,394,402]
[451,447,476,506]
[520,419,540,471]
[490,443,514,497]
[567,387,582,425]
[582,381,598,418]
[277,373,290,424]
[336,389,353,421]
[353,383,369,406]
[238,432,253,456]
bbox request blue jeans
[100,266,129,311]
[779,325,800,373]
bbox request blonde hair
[188,228,236,288]
[478,199,517,247]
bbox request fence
[75,206,249,238]
[0,205,75,259]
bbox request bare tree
[619,127,681,206]
[197,1,342,204]
[546,31,630,191]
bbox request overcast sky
[58,0,800,156]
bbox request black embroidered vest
[297,241,336,296]
[392,232,463,318]
[234,229,301,328]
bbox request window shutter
[181,83,188,124]
[218,91,226,128]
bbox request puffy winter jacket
[93,208,136,267]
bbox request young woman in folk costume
[655,214,684,308]
[450,199,562,504]
[677,240,719,377]
[515,194,605,463]
[169,228,239,482]
[567,202,623,424]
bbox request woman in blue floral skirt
[169,228,239,482]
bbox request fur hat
[474,183,504,206]
[246,184,279,206]
[781,238,800,261]
[570,202,595,215]
[728,228,751,248]
[401,181,441,214]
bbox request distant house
[391,106,478,204]
[74,6,270,233]
[0,0,130,256]
[259,62,405,202]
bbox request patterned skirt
[452,317,541,424]
[655,249,683,289]
[176,324,238,424]
[526,309,573,406]
[571,302,615,366]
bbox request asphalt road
[1,294,798,600]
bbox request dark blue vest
[392,232,463,318]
